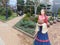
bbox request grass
[8,13,17,20]
[0,15,6,21]
[0,13,17,22]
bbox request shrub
[1,8,6,16]
[24,6,34,14]
[58,8,60,17]
[27,21,36,28]
[23,15,29,21]
[33,16,38,23]
[0,7,13,17]
[8,8,13,17]
[26,13,31,17]
[20,20,36,28]
[0,7,5,15]
[23,13,35,21]
[30,16,38,23]
[15,13,37,36]
[48,16,54,21]
[23,13,38,23]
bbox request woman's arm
[46,16,50,27]
[47,22,50,28]
[34,16,44,37]
[34,23,39,37]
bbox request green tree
[32,0,40,15]
[17,0,24,11]
[17,0,24,5]
[26,0,34,5]
[37,4,46,14]
[1,0,9,6]
[25,0,34,14]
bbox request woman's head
[41,9,45,15]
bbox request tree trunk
[2,0,6,6]
[34,4,37,16]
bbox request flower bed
[15,13,38,37]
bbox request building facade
[24,0,60,13]
[40,0,60,13]
[52,0,60,13]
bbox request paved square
[0,15,60,45]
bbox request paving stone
[0,16,60,45]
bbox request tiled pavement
[0,15,33,45]
[0,15,60,45]
[0,37,5,45]
[48,22,60,45]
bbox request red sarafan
[34,9,51,45]
[38,15,48,24]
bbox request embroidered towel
[42,23,48,34]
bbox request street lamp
[6,1,8,20]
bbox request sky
[8,0,53,6]
[50,0,53,1]
[9,0,17,6]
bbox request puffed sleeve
[38,15,42,20]
[46,16,49,24]
[46,16,48,21]
[38,15,45,25]
[45,16,48,24]
[38,15,40,24]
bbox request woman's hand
[34,23,39,37]
[34,31,37,38]
[47,22,50,28]
[38,19,44,24]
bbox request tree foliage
[17,0,24,5]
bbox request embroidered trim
[35,36,49,42]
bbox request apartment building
[52,0,60,13]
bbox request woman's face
[41,9,45,15]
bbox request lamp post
[6,0,8,20]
